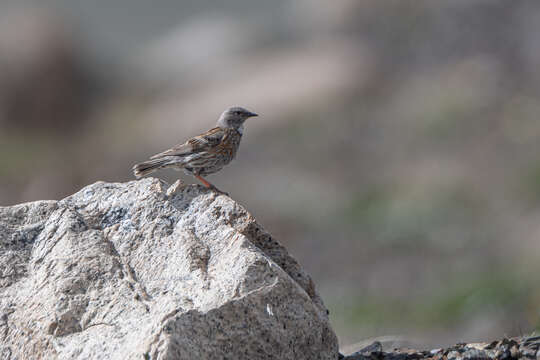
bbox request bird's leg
[193,174,213,188]
[194,175,229,196]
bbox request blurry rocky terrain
[341,336,540,360]
[0,0,539,348]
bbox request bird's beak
[247,111,258,118]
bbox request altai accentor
[133,106,258,193]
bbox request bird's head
[217,106,258,130]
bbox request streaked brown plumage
[133,106,258,193]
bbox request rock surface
[0,178,338,359]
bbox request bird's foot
[192,174,229,196]
[209,185,229,196]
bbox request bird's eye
[234,111,241,115]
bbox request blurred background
[1,0,539,349]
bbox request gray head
[217,106,258,129]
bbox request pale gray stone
[0,178,338,359]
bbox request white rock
[0,178,338,359]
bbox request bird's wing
[150,127,225,158]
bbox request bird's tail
[133,158,172,178]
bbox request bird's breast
[218,130,242,158]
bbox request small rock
[520,347,536,358]
[166,179,184,197]
[524,335,540,345]
[466,343,489,351]
[509,345,519,358]
[462,348,490,360]
[447,350,463,360]
[359,341,383,355]
[344,340,383,360]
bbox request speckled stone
[0,178,338,359]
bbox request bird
[133,106,258,193]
